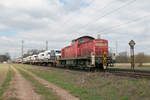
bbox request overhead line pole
[116,41,118,56]
[46,40,48,51]
[22,40,24,62]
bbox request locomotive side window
[78,38,84,43]
[71,40,75,45]
[88,38,93,42]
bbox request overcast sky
[0,0,150,58]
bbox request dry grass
[114,63,150,70]
[0,64,9,86]
[0,65,14,99]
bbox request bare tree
[23,49,45,57]
[116,52,129,63]
[0,52,10,62]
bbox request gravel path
[18,66,80,100]
[3,65,42,100]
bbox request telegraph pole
[46,40,48,50]
[22,40,24,62]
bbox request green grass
[0,66,14,100]
[15,65,59,100]
[16,64,150,100]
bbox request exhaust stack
[97,34,101,39]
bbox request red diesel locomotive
[60,36,112,70]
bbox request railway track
[25,64,150,79]
[45,66,150,79]
[106,68,150,79]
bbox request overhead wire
[95,14,150,34]
[74,0,138,35]
[57,0,118,33]
[96,0,137,21]
[52,0,140,38]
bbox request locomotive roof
[73,36,95,41]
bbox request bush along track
[15,65,60,100]
[0,66,14,99]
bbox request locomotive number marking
[95,43,107,47]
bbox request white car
[50,50,61,60]
[31,55,38,61]
[44,50,51,60]
[38,52,45,60]
[23,58,27,62]
[26,56,32,61]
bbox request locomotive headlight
[104,51,107,55]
